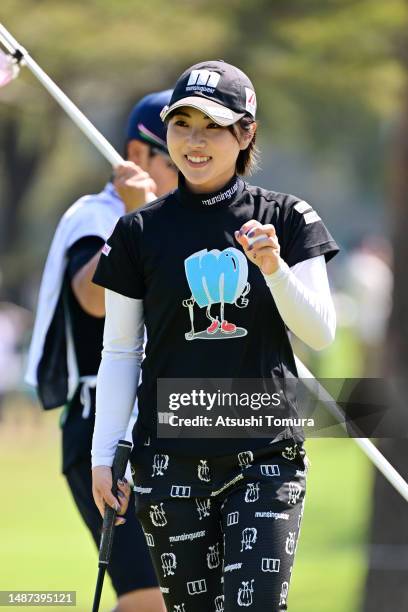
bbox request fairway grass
[0,400,372,611]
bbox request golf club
[91,439,133,612]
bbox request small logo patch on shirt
[102,243,111,256]
[303,210,321,225]
[294,200,312,214]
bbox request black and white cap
[160,60,257,127]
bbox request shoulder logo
[101,243,111,256]
[304,210,321,225]
[294,200,312,214]
[245,88,257,115]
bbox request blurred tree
[0,103,60,301]
[1,0,406,301]
[362,29,408,612]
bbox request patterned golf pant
[132,441,308,611]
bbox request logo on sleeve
[102,243,111,256]
[294,200,311,214]
[304,211,321,225]
[294,200,320,224]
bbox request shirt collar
[175,173,245,211]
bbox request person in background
[25,90,177,612]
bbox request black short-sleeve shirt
[94,175,339,454]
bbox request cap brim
[160,96,245,127]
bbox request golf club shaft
[295,356,408,503]
[91,440,132,612]
[0,23,123,167]
[91,568,105,612]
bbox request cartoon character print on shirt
[182,247,250,340]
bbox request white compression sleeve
[262,255,336,350]
[92,290,144,468]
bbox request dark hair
[228,115,259,176]
[164,110,259,176]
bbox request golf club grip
[98,439,132,566]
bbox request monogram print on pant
[161,552,177,577]
[282,446,297,461]
[261,558,281,572]
[150,502,167,527]
[171,485,191,498]
[260,464,280,476]
[207,542,221,569]
[152,453,169,476]
[196,497,211,520]
[237,579,255,607]
[288,482,302,505]
[187,578,207,595]
[238,451,254,469]
[244,482,260,503]
[280,582,289,607]
[144,532,155,547]
[285,531,296,555]
[241,527,257,551]
[134,446,306,610]
[227,511,239,526]
[198,459,211,482]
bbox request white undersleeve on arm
[92,290,144,468]
[262,255,336,350]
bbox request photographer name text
[165,414,315,428]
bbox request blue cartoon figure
[182,247,251,340]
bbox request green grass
[0,404,116,612]
[0,401,372,611]
[290,438,372,612]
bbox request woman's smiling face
[166,107,245,193]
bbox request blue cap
[126,89,172,154]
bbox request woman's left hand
[235,220,282,275]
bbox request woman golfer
[92,60,339,611]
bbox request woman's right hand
[92,465,131,526]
